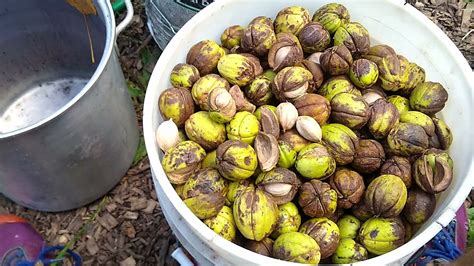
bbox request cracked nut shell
[298,179,338,218]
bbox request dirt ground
[0,0,472,265]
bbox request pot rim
[0,0,116,139]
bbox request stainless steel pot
[0,0,139,211]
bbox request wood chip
[66,216,83,232]
[132,187,146,197]
[142,200,157,214]
[120,256,136,266]
[124,211,139,220]
[129,197,148,211]
[121,221,137,238]
[106,202,118,213]
[86,237,100,256]
[98,212,119,230]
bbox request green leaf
[138,70,151,89]
[132,137,147,165]
[140,46,161,66]
[127,80,145,104]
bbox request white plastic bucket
[143,0,474,265]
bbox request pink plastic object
[0,214,44,264]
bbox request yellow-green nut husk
[178,129,188,142]
[274,6,311,35]
[233,187,279,241]
[279,129,310,152]
[271,202,302,239]
[330,92,370,129]
[298,22,331,53]
[216,140,258,181]
[387,95,411,114]
[410,81,449,115]
[203,206,236,242]
[430,117,453,150]
[299,217,340,259]
[245,75,273,106]
[182,168,227,219]
[295,143,336,179]
[217,54,262,87]
[318,75,361,101]
[400,111,435,137]
[254,105,277,121]
[359,217,405,255]
[185,111,226,151]
[337,214,361,239]
[241,16,277,57]
[202,150,217,169]
[312,3,350,34]
[273,232,321,264]
[400,62,426,95]
[334,22,371,57]
[244,238,274,257]
[186,40,226,76]
[192,74,230,111]
[332,238,368,264]
[365,174,408,218]
[175,184,185,199]
[413,149,453,194]
[226,111,260,144]
[349,59,379,89]
[162,140,206,185]
[271,66,313,102]
[363,45,405,91]
[208,87,237,123]
[387,122,429,156]
[262,70,277,81]
[159,87,195,128]
[170,63,200,89]
[221,25,244,50]
[183,165,227,198]
[321,123,359,165]
[402,189,436,224]
[367,98,400,139]
[226,179,255,206]
[277,140,297,168]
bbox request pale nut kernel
[156,119,180,152]
[296,116,322,142]
[276,102,299,131]
[263,183,293,197]
[307,52,322,65]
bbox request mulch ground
[0,0,472,265]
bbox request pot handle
[116,0,134,35]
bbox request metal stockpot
[0,0,139,211]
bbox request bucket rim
[143,0,474,264]
[0,0,116,139]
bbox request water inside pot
[0,0,106,134]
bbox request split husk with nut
[256,167,300,205]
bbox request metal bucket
[0,0,139,211]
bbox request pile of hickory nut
[154,3,454,264]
